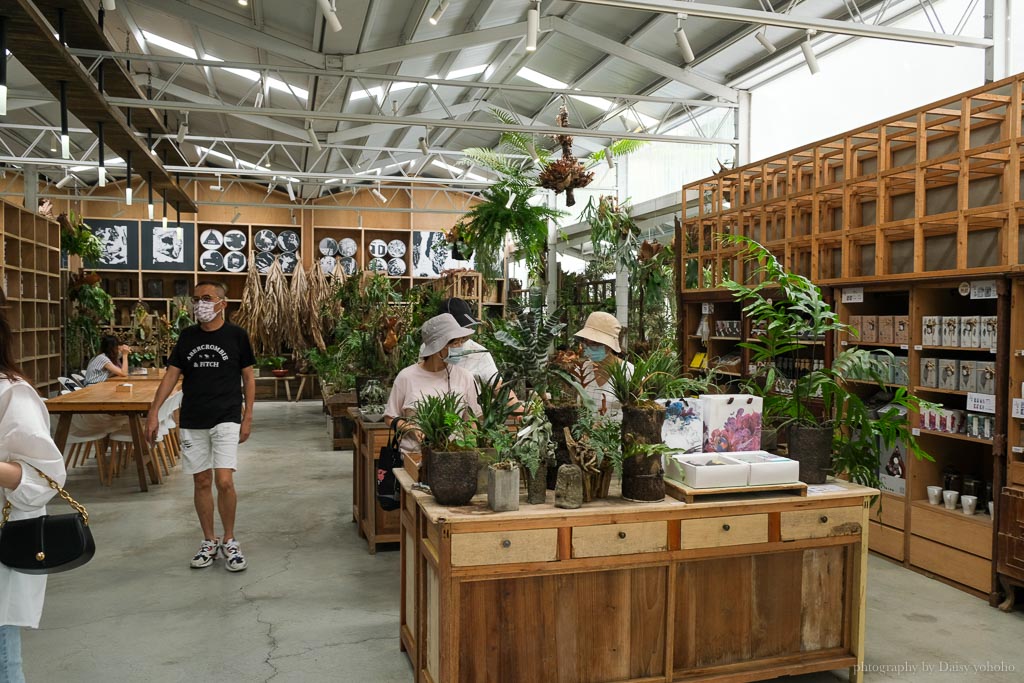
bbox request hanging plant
[537,106,594,207]
[57,210,103,263]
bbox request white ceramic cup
[926,486,943,505]
[961,495,978,515]
[943,490,959,510]
[988,501,995,517]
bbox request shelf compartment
[915,428,993,445]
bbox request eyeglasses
[190,295,224,303]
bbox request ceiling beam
[565,0,992,48]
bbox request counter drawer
[780,506,863,541]
[680,514,768,549]
[450,528,558,567]
[572,521,668,558]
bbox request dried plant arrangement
[537,105,594,207]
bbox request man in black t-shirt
[147,281,256,572]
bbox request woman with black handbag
[0,290,67,682]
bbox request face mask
[445,347,467,365]
[583,345,607,363]
[194,299,219,324]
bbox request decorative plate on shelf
[339,256,357,275]
[224,251,247,273]
[338,237,358,257]
[387,239,407,258]
[368,239,388,259]
[254,251,276,273]
[279,252,298,274]
[224,230,247,251]
[254,229,277,252]
[278,230,300,253]
[319,237,338,256]
[200,250,224,272]
[368,257,388,273]
[199,229,224,250]
[387,257,406,276]
[319,255,337,274]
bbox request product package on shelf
[877,403,908,496]
[979,316,998,349]
[958,360,977,393]
[848,315,862,342]
[921,316,940,346]
[977,361,996,394]
[657,398,703,454]
[700,394,762,452]
[941,316,960,347]
[960,316,980,348]
[920,406,966,434]
[860,315,878,343]
[893,356,909,386]
[877,316,894,344]
[938,359,960,391]
[894,316,910,344]
[664,453,749,489]
[871,351,894,384]
[965,413,995,440]
[723,451,800,486]
[920,358,938,388]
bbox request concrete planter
[487,465,520,512]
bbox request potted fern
[406,392,479,506]
[721,235,931,486]
[475,374,523,498]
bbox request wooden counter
[398,470,876,683]
[352,411,401,553]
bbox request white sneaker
[222,538,247,572]
[190,538,220,568]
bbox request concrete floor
[21,402,1024,682]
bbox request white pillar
[23,165,38,213]
[985,0,1010,82]
[736,90,752,166]
[546,191,559,311]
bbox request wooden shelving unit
[0,200,63,394]
[998,276,1024,608]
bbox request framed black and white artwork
[87,219,139,270]
[411,231,473,278]
[140,221,195,271]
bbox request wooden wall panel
[800,547,847,651]
[674,556,754,670]
[750,552,803,658]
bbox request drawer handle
[501,539,511,549]
[722,524,731,531]
[618,531,627,540]
[820,515,829,524]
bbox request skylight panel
[446,64,488,80]
[142,31,197,59]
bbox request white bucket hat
[574,311,622,353]
[419,313,475,358]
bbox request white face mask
[194,299,219,323]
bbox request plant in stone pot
[608,348,694,502]
[475,374,523,497]
[406,392,480,506]
[358,379,389,423]
[721,234,932,487]
[566,405,621,502]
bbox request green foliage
[66,282,114,367]
[580,195,640,268]
[491,303,566,400]
[507,393,554,476]
[128,351,156,366]
[256,355,286,370]
[720,234,932,488]
[306,346,355,391]
[406,392,476,453]
[621,441,676,476]
[607,348,697,407]
[571,405,621,472]
[475,374,522,449]
[59,210,102,262]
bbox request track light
[59,82,70,159]
[176,113,189,144]
[125,151,132,205]
[674,14,695,64]
[429,1,448,25]
[231,208,241,224]
[526,2,539,52]
[317,0,342,33]
[604,145,615,169]
[162,200,167,229]
[755,28,776,54]
[505,192,517,209]
[55,173,74,189]
[147,171,154,220]
[417,137,431,156]
[371,183,387,203]
[801,31,820,75]
[101,0,115,11]
[286,182,296,201]
[211,173,223,192]
[97,122,106,187]
[0,18,7,117]
[306,125,322,152]
[238,0,248,5]
[254,89,264,108]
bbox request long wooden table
[47,381,178,492]
[398,470,876,683]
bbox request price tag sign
[967,392,997,414]
[912,428,921,436]
[701,303,714,314]
[1013,446,1024,454]
[900,345,909,350]
[970,280,997,299]
[914,345,923,351]
[841,287,864,304]
[1013,398,1024,420]
[840,341,848,346]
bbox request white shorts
[180,423,241,474]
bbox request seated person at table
[84,335,131,385]
[385,314,481,457]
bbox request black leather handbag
[0,465,95,575]
[375,423,403,512]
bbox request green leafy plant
[256,355,286,370]
[580,195,640,269]
[507,392,554,477]
[65,282,114,367]
[607,347,699,408]
[406,392,477,453]
[571,405,622,475]
[720,234,933,487]
[475,374,522,448]
[58,210,102,262]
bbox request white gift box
[665,453,749,489]
[921,316,941,346]
[941,316,960,347]
[959,316,980,348]
[938,359,959,391]
[724,451,800,486]
[979,316,998,349]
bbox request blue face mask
[445,347,466,365]
[583,345,607,363]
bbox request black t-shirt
[168,322,255,429]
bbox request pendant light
[755,28,777,54]
[316,0,342,33]
[0,18,7,117]
[162,197,167,229]
[147,171,154,220]
[125,150,132,205]
[801,30,820,75]
[526,1,540,52]
[97,122,106,187]
[59,81,70,159]
[429,1,449,25]
[674,13,695,64]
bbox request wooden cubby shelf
[916,428,994,445]
[911,500,993,527]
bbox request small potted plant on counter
[475,374,523,496]
[508,393,556,505]
[358,379,389,423]
[406,392,479,506]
